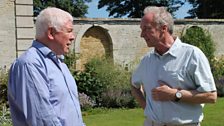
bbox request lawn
[83,98,224,126]
[1,98,224,126]
[201,97,224,126]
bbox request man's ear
[47,27,55,40]
[161,25,168,33]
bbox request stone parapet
[0,0,16,68]
[16,5,33,16]
[2,2,224,69]
[16,17,34,27]
[16,0,33,4]
[15,0,34,57]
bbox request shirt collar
[168,37,181,58]
[153,37,181,58]
[32,40,52,57]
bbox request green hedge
[0,68,11,126]
[73,58,137,108]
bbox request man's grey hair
[35,7,73,39]
[144,6,174,34]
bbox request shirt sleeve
[8,61,62,126]
[190,48,216,92]
[132,58,145,89]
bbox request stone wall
[73,18,224,69]
[0,0,34,68]
[0,0,16,69]
[1,1,224,69]
[73,19,147,69]
[16,0,34,56]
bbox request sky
[85,1,192,19]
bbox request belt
[144,117,200,126]
[160,123,199,126]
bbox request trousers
[144,117,200,126]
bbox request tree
[34,0,92,17]
[98,0,184,18]
[187,0,224,19]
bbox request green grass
[83,108,144,126]
[201,98,224,126]
[83,98,224,126]
[1,98,224,126]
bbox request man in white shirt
[131,6,217,126]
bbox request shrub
[212,56,224,96]
[64,52,77,71]
[79,92,95,110]
[74,63,105,106]
[101,88,137,108]
[0,67,8,107]
[0,67,11,126]
[85,58,136,108]
[0,104,12,126]
[72,57,137,108]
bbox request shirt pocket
[159,70,186,89]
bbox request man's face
[140,13,162,47]
[52,20,75,55]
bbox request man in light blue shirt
[131,6,217,126]
[8,7,85,126]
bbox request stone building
[1,0,224,70]
[0,0,34,69]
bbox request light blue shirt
[8,40,85,126]
[132,37,216,124]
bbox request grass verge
[83,98,224,126]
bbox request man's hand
[151,80,177,101]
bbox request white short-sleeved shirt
[132,37,216,124]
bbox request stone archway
[76,26,113,70]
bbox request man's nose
[70,33,75,41]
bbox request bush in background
[212,56,224,96]
[0,67,12,126]
[64,52,77,71]
[90,58,136,108]
[74,62,105,106]
[79,92,95,110]
[0,67,8,106]
[0,105,12,126]
[73,57,137,108]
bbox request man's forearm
[131,85,146,109]
[179,90,217,104]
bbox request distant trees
[33,0,92,17]
[98,0,184,18]
[187,0,224,19]
[33,0,224,19]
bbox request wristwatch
[175,90,182,102]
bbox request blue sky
[85,1,192,19]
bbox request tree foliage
[187,0,224,19]
[34,0,92,17]
[98,0,184,18]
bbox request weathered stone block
[17,17,34,27]
[16,0,33,4]
[17,28,35,39]
[16,5,33,16]
[17,39,32,50]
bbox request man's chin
[147,44,153,48]
[64,50,71,55]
